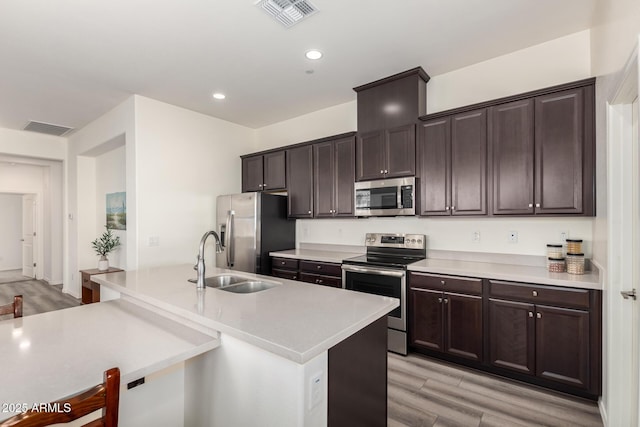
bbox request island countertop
[0,299,219,421]
[93,264,398,364]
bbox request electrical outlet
[508,231,518,243]
[472,231,481,242]
[148,236,160,247]
[560,231,568,243]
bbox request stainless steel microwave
[354,177,416,217]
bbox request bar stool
[0,295,22,318]
[0,367,120,427]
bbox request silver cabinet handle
[445,206,450,211]
[528,203,533,208]
[384,169,388,174]
[451,206,455,210]
[536,203,541,208]
[281,261,286,265]
[317,265,321,269]
[440,280,445,285]
[528,311,534,318]
[621,289,637,300]
[444,298,449,304]
[536,312,541,319]
[380,170,384,174]
[308,210,311,214]
[263,183,267,187]
[438,297,443,303]
[532,290,538,297]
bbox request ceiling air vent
[23,120,73,137]
[257,0,318,28]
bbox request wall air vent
[23,120,73,137]
[257,0,318,28]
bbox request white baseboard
[598,398,608,426]
[0,266,22,272]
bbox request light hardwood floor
[0,274,80,319]
[388,352,603,427]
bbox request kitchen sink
[219,280,280,294]
[188,274,247,288]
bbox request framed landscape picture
[106,192,126,230]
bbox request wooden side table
[80,268,124,304]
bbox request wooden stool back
[0,295,22,318]
[0,367,120,427]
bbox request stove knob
[417,239,422,244]
[411,239,416,243]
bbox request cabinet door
[451,109,487,215]
[263,151,286,191]
[409,288,444,352]
[333,136,355,217]
[286,145,313,218]
[444,292,483,361]
[242,155,264,192]
[534,88,584,214]
[488,299,535,374]
[491,100,534,215]
[417,119,451,216]
[313,141,335,218]
[535,305,590,389]
[385,124,416,178]
[356,130,386,181]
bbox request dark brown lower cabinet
[410,285,483,362]
[488,299,535,375]
[535,304,590,388]
[410,274,601,399]
[270,257,342,288]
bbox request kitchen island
[93,264,398,427]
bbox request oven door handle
[341,265,406,278]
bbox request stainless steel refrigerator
[216,192,295,275]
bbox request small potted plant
[92,226,121,271]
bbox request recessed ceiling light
[212,93,226,100]
[305,50,323,60]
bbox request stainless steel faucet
[195,231,223,290]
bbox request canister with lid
[547,257,566,273]
[566,239,583,254]
[546,244,564,259]
[566,253,585,275]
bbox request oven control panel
[365,233,426,249]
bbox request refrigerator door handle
[226,210,235,267]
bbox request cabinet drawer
[299,273,342,288]
[299,260,342,277]
[271,268,298,281]
[409,272,482,295]
[488,280,590,309]
[272,257,299,270]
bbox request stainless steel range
[342,233,426,355]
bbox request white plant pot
[98,256,109,271]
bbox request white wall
[134,97,255,268]
[67,96,135,297]
[0,127,66,161]
[255,30,594,257]
[95,145,127,269]
[427,30,592,114]
[0,194,22,270]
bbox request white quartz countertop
[0,299,219,421]
[94,264,398,364]
[408,258,601,290]
[270,249,363,264]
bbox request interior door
[21,195,35,278]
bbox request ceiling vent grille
[257,0,318,28]
[23,120,73,137]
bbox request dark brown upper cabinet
[534,86,593,215]
[354,67,429,134]
[356,124,416,181]
[314,135,355,218]
[241,150,286,192]
[421,78,595,217]
[490,99,535,215]
[491,85,594,215]
[353,67,429,182]
[286,144,313,218]
[418,109,488,216]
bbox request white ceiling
[0,0,597,133]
